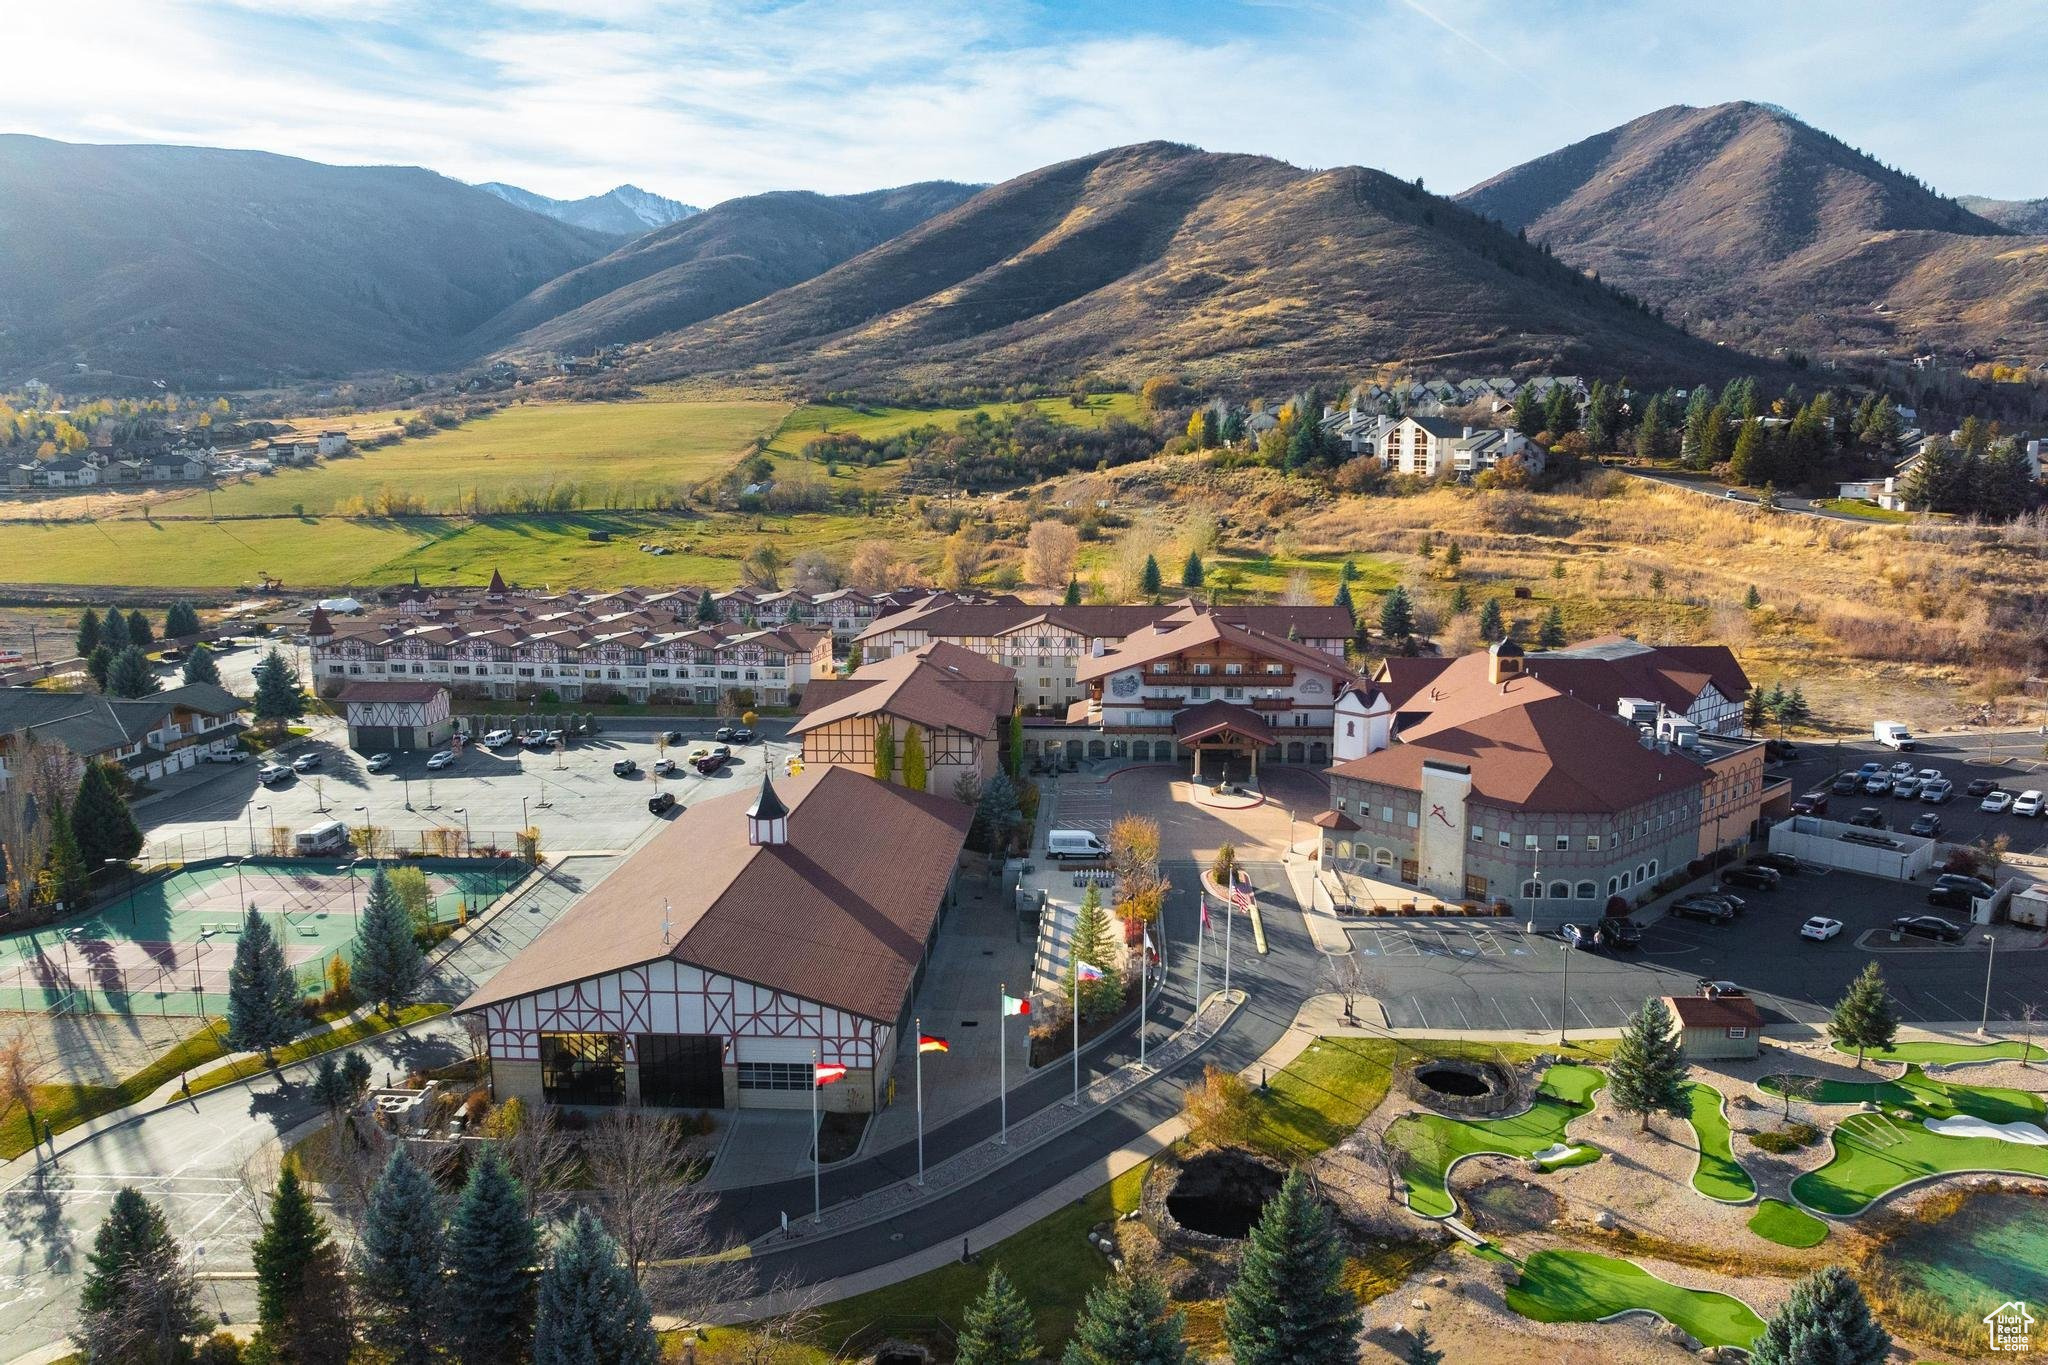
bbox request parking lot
[1351,865,2048,1032]
[136,716,799,861]
[1770,728,2048,855]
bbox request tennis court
[0,856,527,1016]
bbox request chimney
[1462,426,1473,439]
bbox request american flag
[1231,870,1255,914]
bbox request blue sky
[5,0,2043,205]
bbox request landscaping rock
[1410,1298,1429,1311]
[1431,1275,1448,1288]
[1594,1210,1618,1230]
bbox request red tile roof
[792,641,1016,738]
[339,681,449,705]
[1665,993,1762,1030]
[1172,699,1278,746]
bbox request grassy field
[761,393,1143,491]
[1815,498,1914,523]
[153,398,790,516]
[1687,1083,1758,1203]
[1390,1064,1607,1218]
[1747,1198,1830,1247]
[183,1003,447,1097]
[1506,1248,1767,1349]
[1835,1038,2047,1067]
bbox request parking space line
[1412,998,1430,1029]
[1571,998,1598,1028]
[1491,996,1514,1029]
[1528,995,1550,1031]
[1444,996,1471,1029]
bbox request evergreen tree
[1064,884,1122,1021]
[85,644,114,693]
[1584,380,1619,451]
[957,1265,1038,1365]
[1634,393,1669,461]
[976,771,1022,854]
[1743,687,1769,732]
[252,648,306,730]
[873,722,896,782]
[1377,585,1415,639]
[1700,403,1732,465]
[1477,596,1505,641]
[901,723,928,792]
[533,1210,657,1365]
[163,602,201,638]
[1222,1170,1360,1365]
[694,591,718,624]
[1782,685,1811,728]
[1744,585,1762,610]
[351,867,426,1015]
[1538,604,1567,648]
[72,761,143,867]
[356,1149,447,1365]
[181,646,223,687]
[226,906,303,1060]
[100,608,130,653]
[1180,551,1204,590]
[1405,1323,1445,1365]
[253,1166,346,1361]
[1543,385,1580,436]
[1332,582,1354,617]
[1139,554,1163,598]
[79,1187,207,1364]
[1340,558,1359,582]
[1448,583,1471,615]
[1749,1266,1891,1365]
[1512,384,1543,435]
[1729,417,1769,485]
[1829,962,1898,1065]
[37,806,89,909]
[1063,577,1082,607]
[107,644,160,698]
[1007,711,1024,781]
[1608,997,1690,1131]
[76,607,101,658]
[447,1148,539,1364]
[1858,397,1899,454]
[1063,1269,1188,1365]
[126,610,154,650]
[1442,541,1462,570]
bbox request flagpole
[811,1046,821,1224]
[1196,899,1206,1012]
[914,1015,925,1186]
[998,983,1009,1146]
[1071,957,1081,1107]
[1224,878,1235,1000]
[1138,932,1148,1069]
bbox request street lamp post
[1980,932,1998,1035]
[402,776,412,811]
[454,807,471,857]
[521,795,530,831]
[1558,940,1571,1046]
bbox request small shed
[1662,991,1762,1061]
[341,681,453,753]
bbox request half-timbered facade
[458,766,972,1114]
[793,641,1018,790]
[340,681,453,753]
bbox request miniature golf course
[1505,1249,1767,1349]
[1834,1038,2045,1067]
[1391,1064,1606,1218]
[1747,1198,1829,1247]
[1769,1066,2048,1216]
[1686,1083,1756,1202]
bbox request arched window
[1345,720,1356,737]
[1620,870,1632,888]
[1607,876,1619,896]
[1647,859,1659,878]
[1337,841,1353,860]
[1576,881,1597,899]
[1549,880,1570,899]
[1374,848,1394,868]
[1636,863,1648,884]
[1522,880,1543,898]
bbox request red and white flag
[1143,927,1158,964]
[814,1062,848,1086]
[1200,900,1211,931]
[1231,870,1255,914]
[1076,960,1104,982]
[1001,993,1031,1017]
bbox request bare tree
[1025,519,1080,588]
[1318,953,1366,1023]
[942,528,987,591]
[707,1278,826,1364]
[2020,1002,2040,1068]
[0,728,78,922]
[788,550,842,595]
[1775,1072,1824,1121]
[585,1111,748,1318]
[497,1101,579,1222]
[0,1028,48,1150]
[847,540,896,593]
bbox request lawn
[1747,1198,1829,1248]
[1687,1083,1757,1203]
[1389,1064,1608,1218]
[1834,1038,2047,1067]
[1815,498,1915,523]
[1506,1248,1767,1349]
[155,398,791,516]
[760,394,1143,493]
[182,1002,448,1097]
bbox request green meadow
[762,393,1142,488]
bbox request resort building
[0,683,246,789]
[793,641,1018,791]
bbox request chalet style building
[458,767,972,1114]
[793,642,1017,791]
[0,683,246,789]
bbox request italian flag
[1002,993,1031,1017]
[814,1063,848,1086]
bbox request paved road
[1770,730,2048,857]
[1621,467,1877,523]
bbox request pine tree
[182,645,223,686]
[100,607,130,653]
[164,602,201,638]
[356,1149,446,1365]
[1749,1266,1892,1365]
[1448,583,1471,615]
[1064,884,1122,1021]
[1222,1170,1360,1365]
[1584,379,1619,451]
[1829,962,1898,1065]
[1442,541,1462,569]
[447,1148,539,1364]
[1181,551,1204,590]
[252,648,307,730]
[1406,1323,1445,1365]
[533,1210,657,1365]
[1378,585,1415,639]
[1340,558,1359,582]
[107,644,160,698]
[126,610,154,650]
[695,591,718,624]
[957,1265,1038,1365]
[1513,384,1543,436]
[79,1187,207,1364]
[37,806,89,909]
[253,1165,344,1359]
[86,644,113,693]
[1744,585,1762,610]
[1332,582,1354,617]
[1063,1269,1188,1365]
[1139,554,1163,599]
[1608,997,1690,1131]
[1544,385,1580,436]
[226,906,303,1059]
[901,724,928,792]
[351,866,426,1015]
[872,722,896,782]
[72,761,142,867]
[1538,604,1567,648]
[1729,417,1768,485]
[76,607,101,658]
[1477,597,1505,641]
[1634,393,1668,461]
[1063,577,1082,606]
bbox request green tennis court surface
[0,856,524,1016]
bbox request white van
[1046,829,1108,860]
[1874,721,1916,751]
[293,819,349,856]
[483,729,516,748]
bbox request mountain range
[1,104,2041,392]
[476,182,698,236]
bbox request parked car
[1848,807,1887,829]
[1696,979,1746,996]
[653,757,678,776]
[365,753,392,773]
[1919,778,1954,804]
[1764,739,1799,760]
[426,750,456,770]
[1909,812,1943,837]
[731,727,755,744]
[1830,771,1863,795]
[1597,917,1642,948]
[1916,768,1944,786]
[1892,915,1966,943]
[1888,760,1917,781]
[291,752,321,772]
[694,751,730,776]
[1862,774,1892,796]
[484,729,515,747]
[1857,761,1884,779]
[715,726,735,741]
[1558,923,1600,949]
[1748,852,1802,876]
[1927,886,1976,911]
[1791,790,1830,815]
[1800,916,1844,942]
[1933,873,1995,901]
[1670,897,1736,924]
[1693,891,1746,914]
[257,763,292,785]
[2015,790,2046,818]
[1981,790,2014,814]
[662,730,684,744]
[1965,777,1998,798]
[204,749,247,764]
[1890,776,1922,800]
[647,792,678,815]
[1721,866,1779,890]
[612,758,639,777]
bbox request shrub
[1748,1122,1821,1153]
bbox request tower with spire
[746,768,789,846]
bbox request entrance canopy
[1173,699,1278,748]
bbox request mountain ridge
[478,181,698,236]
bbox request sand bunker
[1924,1115,2048,1146]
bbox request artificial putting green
[1686,1083,1757,1202]
[1835,1038,2046,1067]
[1776,1066,2048,1216]
[1390,1064,1606,1218]
[1748,1199,1829,1248]
[1505,1249,1767,1349]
